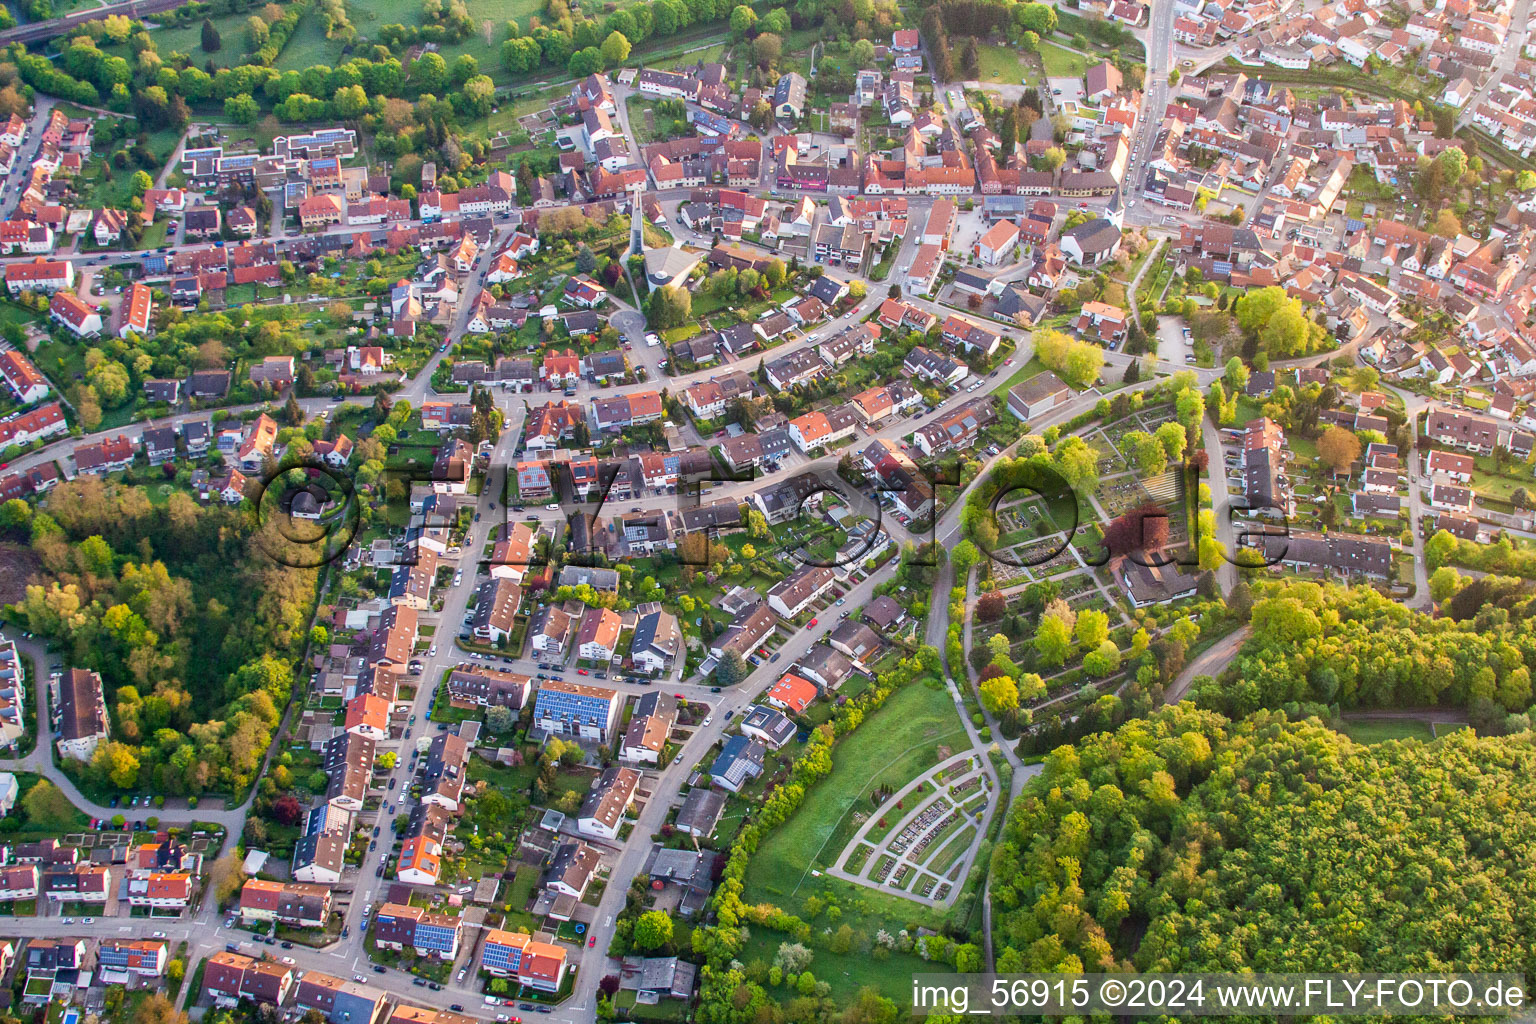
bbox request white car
[545,503,561,511]
[428,645,437,657]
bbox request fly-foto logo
[247,457,362,569]
[252,451,1290,576]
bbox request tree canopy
[992,703,1536,977]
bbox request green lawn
[990,355,1049,399]
[275,7,346,72]
[1468,454,1535,502]
[1338,719,1437,744]
[1039,41,1090,79]
[739,930,949,1007]
[388,0,551,84]
[500,864,541,931]
[505,83,575,117]
[74,126,184,211]
[975,43,1031,86]
[744,679,968,910]
[13,773,91,832]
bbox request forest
[5,476,318,797]
[990,704,1536,977]
[1186,581,1536,730]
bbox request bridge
[0,0,188,46]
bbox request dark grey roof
[995,285,1048,319]
[740,703,797,747]
[1062,217,1121,254]
[675,788,726,835]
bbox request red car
[587,936,597,947]
[577,668,590,676]
[674,693,686,699]
[809,617,819,627]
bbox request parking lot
[1156,315,1191,366]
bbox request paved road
[0,97,58,222]
[1387,388,1433,609]
[1456,0,1533,128]
[1202,417,1238,595]
[1120,0,1176,228]
[1164,625,1250,704]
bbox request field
[1039,41,1090,79]
[148,11,259,67]
[975,43,1031,86]
[276,8,349,72]
[739,930,947,1007]
[269,0,557,82]
[1338,718,1437,744]
[744,679,968,910]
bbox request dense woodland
[5,477,317,797]
[991,705,1536,978]
[1187,581,1536,731]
